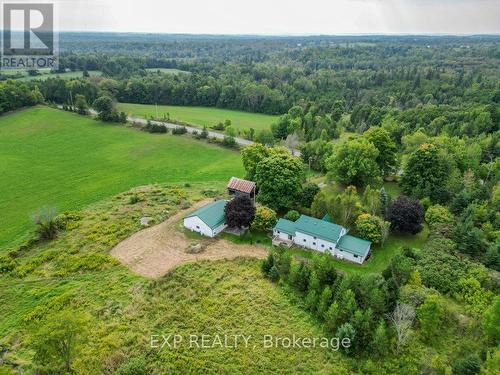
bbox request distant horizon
[29,0,500,35]
[23,30,500,38]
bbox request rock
[187,243,204,254]
[140,217,153,226]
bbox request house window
[196,226,200,229]
[277,231,280,234]
[313,242,316,245]
[354,254,358,258]
[329,247,332,250]
[321,244,324,248]
[313,236,317,240]
[303,239,306,242]
[288,235,293,240]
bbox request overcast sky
[53,0,500,34]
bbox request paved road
[60,106,299,154]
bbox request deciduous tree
[224,195,256,228]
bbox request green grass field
[0,69,102,81]
[117,102,279,133]
[145,68,190,74]
[16,70,102,81]
[0,106,243,249]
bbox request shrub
[425,204,454,228]
[116,357,147,375]
[336,323,356,354]
[145,123,167,134]
[452,355,481,375]
[283,210,300,222]
[386,195,424,234]
[129,193,143,204]
[355,213,387,244]
[0,256,16,274]
[222,135,236,147]
[251,206,277,232]
[211,122,225,131]
[261,253,274,276]
[172,126,187,135]
[32,206,60,240]
[268,265,280,282]
[200,126,209,139]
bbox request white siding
[334,246,370,265]
[184,216,227,238]
[294,231,336,254]
[212,223,227,236]
[334,249,362,264]
[183,216,215,237]
[273,229,294,241]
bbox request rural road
[58,106,299,155]
[128,115,255,147]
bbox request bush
[222,135,236,147]
[32,206,60,240]
[145,123,167,134]
[129,193,143,204]
[425,204,454,228]
[386,195,424,234]
[452,355,481,375]
[261,253,274,276]
[268,265,280,282]
[251,206,277,232]
[200,126,209,139]
[172,126,187,135]
[0,256,16,274]
[283,210,300,222]
[116,357,147,375]
[211,122,225,131]
[355,213,387,244]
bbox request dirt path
[110,199,267,278]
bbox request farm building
[227,177,256,199]
[273,214,371,264]
[183,200,227,237]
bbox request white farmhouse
[273,214,371,264]
[183,200,227,238]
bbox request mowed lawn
[0,106,243,248]
[117,102,279,132]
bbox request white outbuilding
[183,200,227,237]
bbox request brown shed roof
[227,177,256,194]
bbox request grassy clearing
[10,70,102,81]
[0,185,351,374]
[0,106,243,249]
[145,68,190,74]
[117,102,279,133]
[286,225,429,275]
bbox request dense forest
[0,33,499,374]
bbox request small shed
[227,177,256,199]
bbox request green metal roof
[322,213,331,222]
[337,235,371,257]
[185,200,226,229]
[295,215,344,244]
[274,218,296,235]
